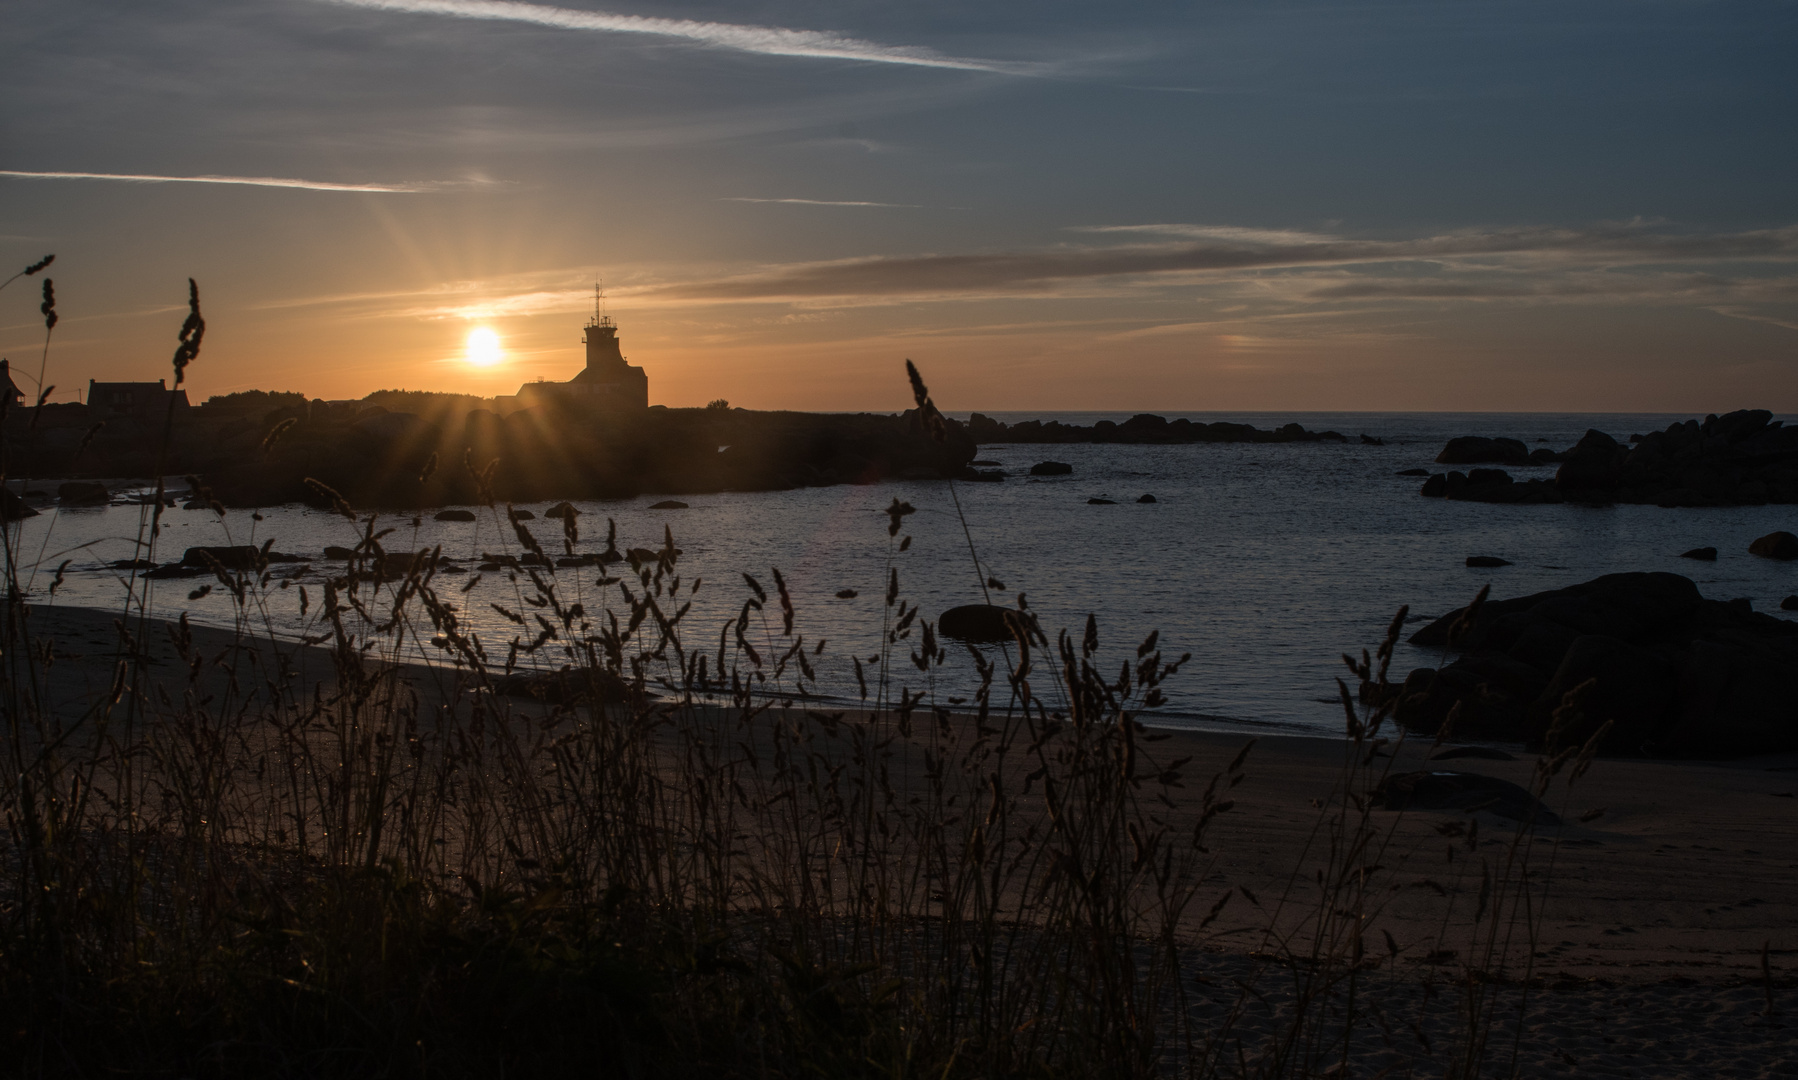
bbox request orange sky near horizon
[3,0,1794,415]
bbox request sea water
[9,412,1797,736]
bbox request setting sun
[465,326,502,367]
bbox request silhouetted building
[88,379,190,417]
[517,287,648,410]
[0,363,22,408]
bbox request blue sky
[2,0,1794,409]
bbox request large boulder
[1,489,38,520]
[1749,531,1798,560]
[1397,572,1798,757]
[1436,436,1529,466]
[938,604,1022,643]
[181,545,262,570]
[1554,429,1630,492]
[57,481,109,505]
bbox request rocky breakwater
[19,398,976,509]
[964,413,1348,445]
[1389,572,1798,757]
[1419,410,1798,506]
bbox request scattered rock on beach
[1429,746,1517,761]
[544,501,580,519]
[434,508,477,522]
[1680,546,1718,561]
[1137,494,1157,503]
[180,546,265,570]
[1030,461,1073,476]
[1466,556,1513,568]
[648,500,688,510]
[1,489,39,520]
[323,546,357,561]
[57,481,109,505]
[510,509,536,520]
[1749,531,1798,560]
[1376,770,1559,825]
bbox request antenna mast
[587,280,614,329]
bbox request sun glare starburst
[466,326,502,367]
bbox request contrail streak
[318,0,1029,73]
[0,170,443,192]
[723,197,921,208]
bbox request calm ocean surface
[10,411,1798,736]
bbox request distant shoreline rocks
[1417,410,1798,507]
[966,413,1348,445]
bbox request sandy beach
[15,601,1798,1076]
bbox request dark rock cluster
[1435,436,1562,467]
[1390,572,1798,758]
[965,413,1348,445]
[1418,410,1798,507]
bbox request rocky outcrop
[967,413,1347,445]
[1437,436,1530,466]
[57,481,109,505]
[1029,461,1073,476]
[1418,469,1562,504]
[1421,411,1798,507]
[1393,572,1798,757]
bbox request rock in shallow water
[938,604,1022,643]
[1030,461,1073,476]
[1749,531,1798,560]
[1436,436,1530,466]
[1680,546,1718,561]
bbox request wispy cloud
[0,170,471,193]
[1072,224,1339,245]
[640,224,1798,302]
[318,0,1033,74]
[722,197,922,208]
